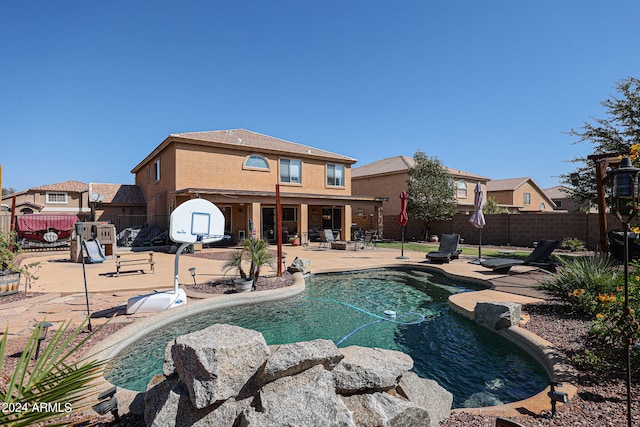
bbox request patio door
[261,207,276,240]
[322,207,342,236]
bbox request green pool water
[104,268,548,408]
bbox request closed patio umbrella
[469,182,486,264]
[397,191,409,259]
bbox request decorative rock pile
[144,323,453,426]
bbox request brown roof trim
[173,188,387,203]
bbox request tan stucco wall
[489,183,553,212]
[174,143,351,196]
[2,191,88,214]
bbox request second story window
[456,180,467,198]
[524,193,531,205]
[327,164,345,187]
[46,192,67,204]
[280,158,301,184]
[153,159,161,182]
[245,155,269,170]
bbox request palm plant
[0,318,108,426]
[222,238,276,290]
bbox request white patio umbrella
[469,182,486,264]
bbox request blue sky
[2,1,639,192]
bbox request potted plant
[0,230,40,296]
[222,238,275,292]
[289,235,301,246]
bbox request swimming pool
[104,268,547,408]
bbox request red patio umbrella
[397,192,409,259]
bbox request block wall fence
[378,212,626,250]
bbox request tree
[483,196,508,214]
[2,187,16,196]
[562,76,640,206]
[406,151,457,240]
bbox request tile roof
[543,185,573,198]
[31,180,88,193]
[486,177,531,192]
[352,155,490,181]
[173,129,356,163]
[90,183,146,204]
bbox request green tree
[562,76,640,206]
[406,151,456,240]
[482,196,508,214]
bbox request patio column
[299,203,308,244]
[250,202,261,239]
[343,205,352,241]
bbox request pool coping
[84,263,577,419]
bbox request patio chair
[480,239,559,273]
[362,230,377,249]
[426,234,461,263]
[318,230,331,250]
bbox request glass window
[524,193,531,205]
[282,207,297,221]
[327,164,345,186]
[46,192,67,204]
[553,199,562,208]
[539,203,545,210]
[245,155,269,169]
[153,159,161,182]
[280,159,301,183]
[456,180,467,198]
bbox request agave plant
[0,318,108,426]
[222,238,276,290]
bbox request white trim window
[327,164,345,187]
[524,192,531,205]
[153,159,161,182]
[46,192,68,204]
[245,155,269,170]
[456,180,467,198]
[280,158,301,183]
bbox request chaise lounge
[480,239,559,273]
[426,234,461,263]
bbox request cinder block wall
[382,212,623,250]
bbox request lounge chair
[318,230,331,250]
[480,240,559,273]
[426,234,461,263]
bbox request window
[245,155,269,169]
[524,193,531,205]
[456,180,467,198]
[46,192,67,204]
[539,203,545,210]
[553,199,562,208]
[327,164,345,186]
[280,159,301,183]
[153,159,161,182]
[282,207,297,222]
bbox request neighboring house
[0,181,147,233]
[131,129,383,243]
[351,156,490,239]
[544,185,594,213]
[1,180,90,216]
[486,177,555,213]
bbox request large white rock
[169,324,270,409]
[332,346,413,393]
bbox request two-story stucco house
[486,177,555,213]
[131,129,383,243]
[351,156,490,240]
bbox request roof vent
[238,138,243,144]
[307,150,312,154]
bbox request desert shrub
[560,237,586,252]
[535,254,623,314]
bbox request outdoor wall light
[608,155,640,427]
[547,381,568,417]
[33,321,53,360]
[189,267,197,285]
